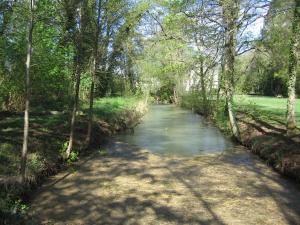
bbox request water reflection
[116,105,234,156]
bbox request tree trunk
[20,0,34,183]
[66,5,83,158]
[199,59,208,114]
[173,88,178,104]
[221,0,241,141]
[86,0,101,146]
[286,0,300,136]
[66,64,81,158]
[86,59,95,146]
[217,56,225,103]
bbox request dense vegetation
[0,0,299,222]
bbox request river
[116,104,234,156]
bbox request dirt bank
[237,112,300,182]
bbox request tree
[20,0,34,183]
[66,2,84,158]
[240,0,294,97]
[86,0,101,146]
[286,0,300,136]
[220,0,241,141]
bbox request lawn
[235,95,300,128]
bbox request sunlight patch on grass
[235,95,300,127]
[83,96,142,122]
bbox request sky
[247,17,265,38]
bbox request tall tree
[86,0,101,146]
[220,0,241,141]
[20,0,34,183]
[66,2,84,158]
[286,0,300,136]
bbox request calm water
[116,105,234,156]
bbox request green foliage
[12,199,29,214]
[80,71,93,101]
[60,141,69,157]
[180,92,230,132]
[180,92,202,111]
[67,151,79,163]
[238,0,300,97]
[180,91,214,115]
[0,0,148,111]
[213,102,230,133]
[136,37,193,101]
[0,198,29,225]
[28,153,44,172]
[154,81,176,103]
[84,96,142,122]
[59,140,78,163]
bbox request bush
[180,92,214,115]
[67,151,79,163]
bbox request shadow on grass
[237,104,300,130]
[0,114,70,178]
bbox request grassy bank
[180,93,300,182]
[0,96,146,223]
[235,95,300,127]
[233,96,300,181]
[83,97,147,131]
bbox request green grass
[235,95,300,127]
[83,96,142,122]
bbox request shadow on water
[28,140,300,225]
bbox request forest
[0,0,300,224]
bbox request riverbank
[0,96,147,224]
[235,96,300,182]
[180,94,300,182]
[237,112,300,181]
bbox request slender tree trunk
[217,56,225,103]
[173,88,178,104]
[126,56,136,94]
[66,5,82,158]
[86,0,102,147]
[199,60,208,114]
[221,0,241,141]
[86,59,96,146]
[66,64,81,158]
[286,0,300,136]
[20,0,34,183]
